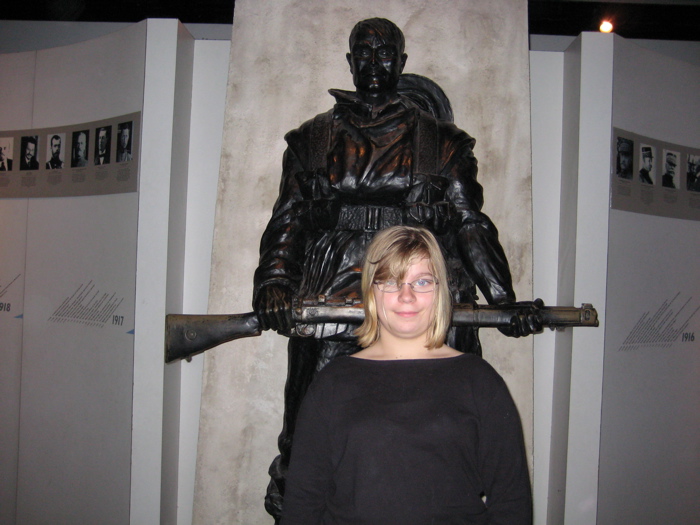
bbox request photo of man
[616,137,633,179]
[639,145,654,185]
[94,126,111,165]
[46,133,65,169]
[661,149,679,189]
[687,154,700,192]
[116,121,133,162]
[0,137,13,171]
[71,130,89,168]
[20,136,40,171]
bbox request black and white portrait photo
[46,133,65,170]
[639,144,655,185]
[616,137,633,179]
[116,121,133,162]
[0,137,13,171]
[71,130,89,168]
[661,149,679,189]
[687,154,700,192]
[20,135,40,171]
[94,126,111,165]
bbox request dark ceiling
[2,1,699,41]
[529,1,700,41]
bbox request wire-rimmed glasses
[374,278,438,293]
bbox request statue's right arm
[253,125,313,333]
[254,283,295,333]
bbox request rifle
[165,298,598,363]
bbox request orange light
[600,21,613,33]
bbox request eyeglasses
[374,278,438,293]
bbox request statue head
[349,18,405,56]
[346,18,407,105]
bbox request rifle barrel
[165,303,598,363]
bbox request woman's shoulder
[309,355,364,386]
[450,354,517,409]
[303,356,373,405]
[450,352,505,381]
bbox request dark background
[1,1,699,41]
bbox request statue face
[347,27,406,98]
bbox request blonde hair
[355,226,451,349]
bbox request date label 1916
[681,332,695,342]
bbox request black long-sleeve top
[281,353,532,525]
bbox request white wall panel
[131,19,189,525]
[176,38,232,525]
[596,37,700,525]
[0,51,36,129]
[562,33,614,525]
[32,22,146,127]
[17,195,137,524]
[0,49,35,525]
[0,199,28,525]
[530,50,565,525]
[4,21,148,524]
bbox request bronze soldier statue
[253,17,540,521]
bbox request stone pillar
[194,1,533,522]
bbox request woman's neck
[353,332,459,361]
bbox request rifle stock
[165,303,598,363]
[165,312,261,363]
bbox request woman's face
[374,257,436,342]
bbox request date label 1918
[0,302,10,312]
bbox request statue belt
[337,204,403,231]
[297,201,456,232]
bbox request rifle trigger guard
[296,324,316,337]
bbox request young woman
[281,226,532,524]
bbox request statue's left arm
[440,125,515,305]
[440,125,541,336]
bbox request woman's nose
[397,283,416,302]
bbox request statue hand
[498,298,545,338]
[254,285,294,333]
